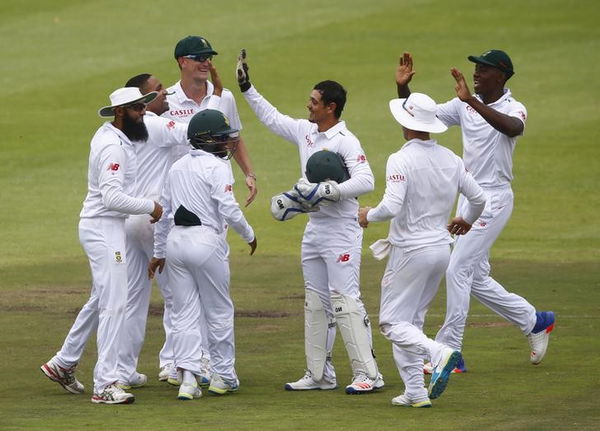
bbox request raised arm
[396,52,415,98]
[450,68,524,137]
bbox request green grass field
[1,0,599,430]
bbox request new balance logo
[337,254,350,262]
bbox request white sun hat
[98,87,158,118]
[389,93,448,134]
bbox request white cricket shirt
[80,122,154,219]
[367,139,485,250]
[243,85,374,220]
[436,89,527,188]
[133,112,189,201]
[153,149,254,258]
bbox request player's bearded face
[122,109,149,142]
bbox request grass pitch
[1,0,599,430]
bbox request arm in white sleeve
[211,165,255,243]
[153,175,173,259]
[150,116,189,148]
[335,136,375,199]
[98,145,154,215]
[457,158,486,224]
[367,155,407,222]
[242,85,301,144]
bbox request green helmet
[187,109,239,159]
[305,150,350,183]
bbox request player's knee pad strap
[304,290,334,381]
[332,293,378,379]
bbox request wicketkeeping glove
[270,189,319,221]
[294,178,341,208]
[236,48,251,92]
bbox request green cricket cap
[468,49,514,78]
[174,36,218,59]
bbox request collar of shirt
[172,80,215,105]
[103,121,133,146]
[313,120,347,140]
[144,111,157,118]
[401,138,437,150]
[474,88,513,107]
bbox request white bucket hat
[389,93,448,134]
[98,87,158,117]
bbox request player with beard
[41,87,163,404]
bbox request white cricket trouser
[379,244,450,400]
[301,218,372,380]
[166,225,237,382]
[435,187,537,351]
[54,217,128,393]
[117,214,174,383]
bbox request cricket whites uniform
[162,81,238,369]
[243,85,380,385]
[117,112,189,384]
[434,89,538,350]
[367,138,485,401]
[153,148,254,385]
[52,122,155,394]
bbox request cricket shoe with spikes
[208,374,240,395]
[391,393,432,408]
[345,372,385,394]
[178,381,202,400]
[528,311,555,365]
[40,358,84,394]
[428,348,461,400]
[158,363,174,382]
[91,384,135,404]
[117,372,147,390]
[284,371,337,391]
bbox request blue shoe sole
[429,351,462,400]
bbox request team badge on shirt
[115,251,123,263]
[357,154,367,163]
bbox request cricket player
[161,36,258,383]
[148,109,257,401]
[41,87,162,404]
[358,92,486,407]
[116,68,225,388]
[236,50,384,394]
[395,51,555,371]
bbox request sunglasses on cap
[184,54,213,63]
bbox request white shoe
[198,357,212,387]
[158,364,174,381]
[91,383,135,404]
[40,359,84,394]
[428,348,461,400]
[345,372,384,394]
[178,381,202,400]
[117,372,147,390]
[284,371,337,391]
[391,393,432,408]
[208,374,240,395]
[528,311,555,365]
[167,367,182,386]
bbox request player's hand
[209,61,223,97]
[150,201,163,223]
[451,68,474,103]
[396,52,416,86]
[148,257,165,279]
[236,49,251,92]
[248,237,257,255]
[244,174,258,207]
[294,178,341,207]
[358,207,371,228]
[447,216,472,235]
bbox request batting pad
[332,293,378,379]
[304,290,332,381]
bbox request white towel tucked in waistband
[369,238,391,260]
